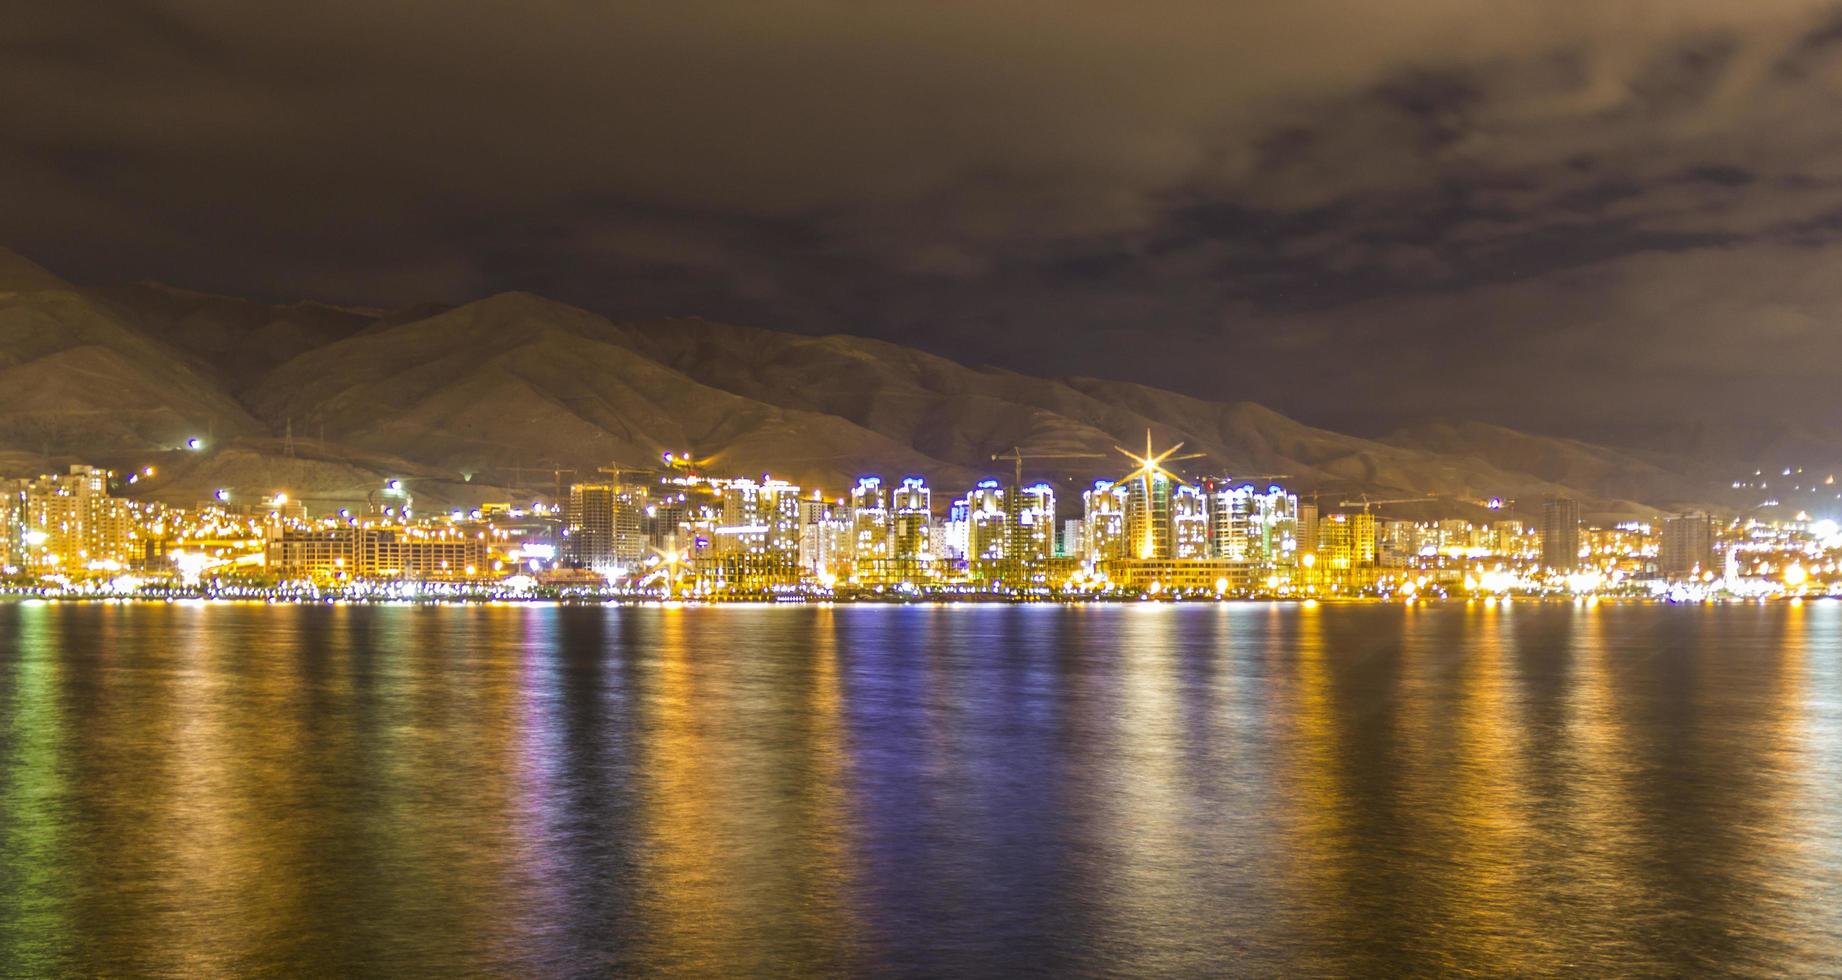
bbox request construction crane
[1339,492,1440,512]
[990,446,1105,490]
[597,463,636,486]
[989,446,1106,581]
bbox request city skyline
[6,431,1834,603]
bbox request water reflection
[2,602,1842,974]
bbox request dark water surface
[3,601,1841,976]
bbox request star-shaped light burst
[1114,429,1203,493]
[1115,430,1205,559]
[639,545,690,596]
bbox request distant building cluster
[4,441,1840,602]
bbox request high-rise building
[1316,512,1377,579]
[1082,481,1126,563]
[1296,500,1319,559]
[798,498,853,579]
[1250,486,1300,566]
[966,480,1007,563]
[850,477,890,562]
[20,465,141,576]
[1493,519,1526,557]
[943,497,971,562]
[565,482,615,569]
[1660,513,1715,580]
[647,493,688,551]
[1540,498,1582,572]
[1207,483,1297,565]
[565,471,649,572]
[929,525,956,565]
[1172,484,1209,558]
[760,480,803,561]
[1122,471,1174,560]
[612,486,647,566]
[891,477,932,561]
[1209,484,1253,560]
[0,478,26,573]
[1376,519,1418,568]
[1017,483,1055,563]
[721,479,761,528]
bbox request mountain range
[0,245,1800,522]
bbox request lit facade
[19,465,144,576]
[1082,481,1125,563]
[268,526,491,581]
[850,477,890,562]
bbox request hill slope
[0,245,1756,516]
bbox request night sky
[6,2,1842,449]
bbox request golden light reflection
[1091,606,1203,974]
[0,605,72,974]
[1417,603,1533,972]
[1272,599,1360,971]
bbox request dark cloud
[5,1,1842,456]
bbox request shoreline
[0,591,1824,607]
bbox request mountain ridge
[0,247,1766,519]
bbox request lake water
[2,601,1841,975]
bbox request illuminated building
[267,526,491,581]
[966,480,1007,562]
[0,478,25,573]
[1062,518,1085,560]
[1377,518,1417,567]
[20,465,143,576]
[694,480,803,590]
[1493,519,1528,557]
[1297,499,1318,556]
[1312,512,1378,589]
[1540,498,1581,572]
[1209,484,1253,560]
[705,479,784,559]
[1082,481,1126,563]
[1114,433,1198,562]
[797,496,852,579]
[760,480,803,560]
[1105,558,1254,594]
[692,551,804,594]
[1172,484,1209,558]
[647,494,689,550]
[1660,513,1715,580]
[721,479,761,527]
[797,494,830,529]
[891,477,932,561]
[1123,471,1174,560]
[563,470,648,571]
[1209,483,1298,565]
[850,477,890,562]
[564,481,615,569]
[1018,482,1055,562]
[930,524,957,564]
[266,528,359,580]
[941,497,971,561]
